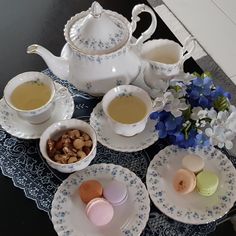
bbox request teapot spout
[27,44,69,79]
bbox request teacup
[141,36,196,89]
[102,85,153,137]
[3,71,66,124]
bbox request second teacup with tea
[102,85,153,136]
[3,71,65,124]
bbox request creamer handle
[180,36,196,67]
[130,4,157,49]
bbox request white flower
[190,107,203,120]
[153,91,172,111]
[153,91,188,117]
[169,83,187,98]
[225,111,236,132]
[205,126,235,149]
[164,98,189,117]
[204,108,217,120]
[210,110,229,126]
[198,109,208,119]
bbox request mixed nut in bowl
[39,119,97,173]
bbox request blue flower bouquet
[150,72,236,149]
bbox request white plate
[0,82,74,139]
[146,145,236,225]
[89,102,158,152]
[51,163,150,236]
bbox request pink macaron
[103,180,128,206]
[86,197,114,226]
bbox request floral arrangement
[150,72,236,149]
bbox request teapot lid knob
[91,1,103,18]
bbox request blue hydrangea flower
[211,86,231,101]
[151,111,184,141]
[187,76,213,108]
[195,133,210,147]
[155,121,167,138]
[172,128,198,148]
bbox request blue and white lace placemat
[0,69,235,236]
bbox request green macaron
[196,170,219,196]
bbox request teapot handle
[179,36,196,67]
[130,4,157,49]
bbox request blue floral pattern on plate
[146,145,236,225]
[51,163,150,236]
[89,102,158,152]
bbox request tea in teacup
[3,71,58,124]
[102,85,153,137]
[10,80,51,110]
[108,95,147,124]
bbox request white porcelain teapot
[27,1,157,96]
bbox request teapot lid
[64,2,130,55]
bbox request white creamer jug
[141,36,196,89]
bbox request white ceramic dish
[39,119,97,173]
[0,82,74,139]
[146,145,236,224]
[51,163,150,236]
[89,102,158,152]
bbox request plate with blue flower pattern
[89,102,158,152]
[51,163,150,236]
[0,82,74,139]
[146,145,236,224]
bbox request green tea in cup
[102,85,153,137]
[10,80,51,110]
[107,95,147,124]
[4,71,57,124]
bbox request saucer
[0,82,74,139]
[51,163,150,236]
[146,145,236,224]
[89,102,158,152]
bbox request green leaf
[201,71,212,78]
[192,72,201,78]
[213,96,230,111]
[182,107,191,120]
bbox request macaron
[173,168,196,194]
[78,180,103,204]
[182,154,205,174]
[103,180,128,206]
[86,197,114,226]
[196,170,219,196]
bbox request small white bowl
[39,119,97,173]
